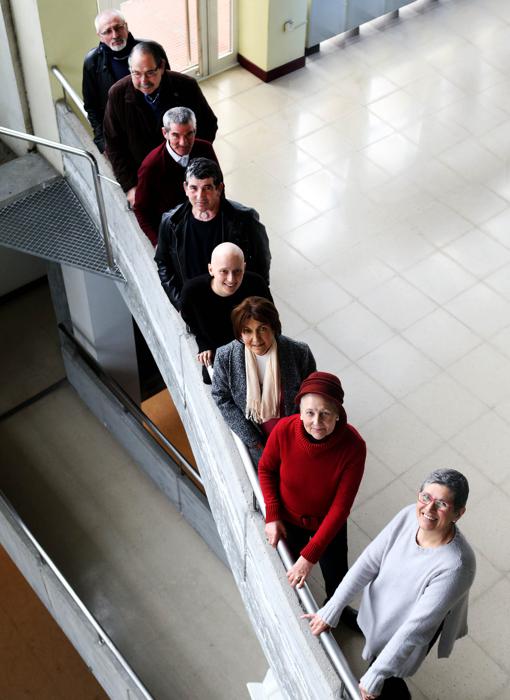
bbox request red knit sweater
[258,414,366,564]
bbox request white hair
[95,9,126,32]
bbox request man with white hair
[181,242,272,376]
[134,106,218,245]
[82,11,170,153]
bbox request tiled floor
[199,0,510,697]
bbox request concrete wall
[0,2,30,155]
[56,103,345,700]
[37,0,97,102]
[238,0,307,72]
[239,0,269,69]
[8,0,61,170]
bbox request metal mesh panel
[0,178,123,280]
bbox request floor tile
[412,636,508,700]
[360,276,436,331]
[368,89,426,130]
[290,169,346,212]
[298,328,351,376]
[273,270,351,325]
[360,402,442,476]
[363,132,420,175]
[449,344,510,406]
[445,283,510,337]
[402,373,487,440]
[412,199,473,247]
[358,336,439,398]
[450,411,510,485]
[321,246,395,298]
[340,363,395,427]
[481,207,510,249]
[317,302,393,361]
[352,478,417,539]
[403,308,480,368]
[438,182,507,225]
[403,251,476,303]
[444,229,510,277]
[372,230,435,273]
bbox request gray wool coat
[212,335,317,450]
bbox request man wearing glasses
[103,41,218,208]
[82,11,151,153]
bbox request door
[116,0,237,77]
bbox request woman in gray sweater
[304,469,476,700]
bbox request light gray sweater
[317,505,476,696]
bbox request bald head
[208,243,246,297]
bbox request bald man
[181,243,272,377]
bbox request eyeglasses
[99,23,126,36]
[417,491,452,511]
[130,68,160,79]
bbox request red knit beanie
[294,371,344,410]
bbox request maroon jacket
[104,70,217,192]
[134,139,218,245]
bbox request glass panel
[217,0,232,58]
[120,0,199,73]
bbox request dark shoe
[340,605,362,634]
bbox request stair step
[0,152,59,205]
[0,176,123,280]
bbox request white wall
[8,0,62,171]
[0,5,28,155]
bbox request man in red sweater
[134,106,218,245]
[259,371,366,625]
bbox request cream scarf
[244,341,280,423]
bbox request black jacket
[155,199,271,310]
[82,34,138,152]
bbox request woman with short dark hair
[304,468,476,700]
[212,297,316,462]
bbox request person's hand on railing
[301,612,330,636]
[197,350,213,366]
[359,685,378,700]
[126,186,136,208]
[287,555,313,589]
[265,520,287,547]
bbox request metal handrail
[208,367,361,699]
[58,323,203,489]
[50,66,121,188]
[0,488,153,699]
[50,65,87,119]
[0,125,115,271]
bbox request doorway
[117,0,237,77]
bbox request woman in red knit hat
[258,371,366,623]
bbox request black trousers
[372,620,444,699]
[283,520,348,601]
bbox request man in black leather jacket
[82,10,169,153]
[155,158,271,311]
